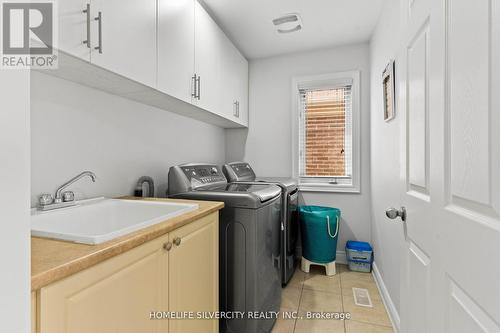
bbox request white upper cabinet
[55,0,248,128]
[220,34,249,126]
[234,54,249,126]
[157,0,195,104]
[90,0,157,87]
[59,0,91,61]
[194,1,224,114]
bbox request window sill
[299,184,360,194]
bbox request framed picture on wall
[382,60,396,122]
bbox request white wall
[226,43,372,251]
[0,70,31,332]
[30,72,226,206]
[369,0,404,321]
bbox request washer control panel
[168,164,228,195]
[181,165,226,184]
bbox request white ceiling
[202,0,386,59]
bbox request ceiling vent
[272,13,302,33]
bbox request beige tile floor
[272,263,394,333]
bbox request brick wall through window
[303,88,348,176]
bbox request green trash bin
[299,206,340,264]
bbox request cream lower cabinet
[169,213,219,333]
[32,292,37,333]
[37,213,218,333]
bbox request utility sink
[31,198,199,245]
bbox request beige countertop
[31,197,224,291]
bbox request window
[292,71,360,193]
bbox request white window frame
[291,70,361,193]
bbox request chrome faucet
[38,171,97,211]
[54,171,96,203]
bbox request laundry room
[1,0,499,333]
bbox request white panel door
[396,0,500,332]
[398,0,437,331]
[58,0,91,60]
[157,0,195,103]
[194,0,223,114]
[436,0,500,331]
[90,0,157,87]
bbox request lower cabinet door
[168,213,219,333]
[32,292,37,333]
[39,234,169,333]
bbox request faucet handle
[39,194,54,206]
[62,191,75,202]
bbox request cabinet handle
[191,74,197,98]
[196,76,201,100]
[82,4,91,48]
[163,242,172,251]
[233,101,240,117]
[94,11,103,54]
[233,101,238,117]
[173,237,181,246]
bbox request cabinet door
[234,53,249,126]
[219,35,239,121]
[90,0,157,87]
[39,235,169,333]
[194,1,223,113]
[158,0,195,103]
[58,0,91,60]
[220,35,249,126]
[169,213,218,333]
[32,292,36,333]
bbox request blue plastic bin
[299,206,340,263]
[345,240,373,272]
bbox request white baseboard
[372,262,400,332]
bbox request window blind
[298,85,353,182]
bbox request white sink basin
[31,198,198,245]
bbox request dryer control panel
[223,162,256,182]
